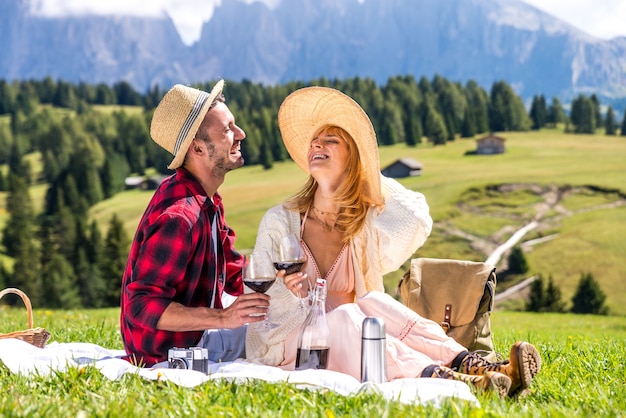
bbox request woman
[246,87,541,398]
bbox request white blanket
[0,338,478,407]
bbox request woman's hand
[277,269,309,297]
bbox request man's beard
[208,141,244,176]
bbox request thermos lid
[362,317,386,339]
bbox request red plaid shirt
[120,169,244,366]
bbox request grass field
[85,129,626,315]
[0,307,624,416]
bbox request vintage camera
[167,347,209,374]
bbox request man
[120,81,270,367]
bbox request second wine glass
[275,234,308,309]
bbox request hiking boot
[457,341,542,396]
[421,365,512,399]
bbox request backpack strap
[441,304,452,333]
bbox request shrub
[571,272,608,315]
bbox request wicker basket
[0,287,51,348]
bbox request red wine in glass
[273,261,306,275]
[243,277,276,293]
[295,347,329,370]
[276,234,309,309]
[243,250,278,329]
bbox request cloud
[29,0,224,45]
[29,0,287,45]
[28,0,626,45]
[521,0,626,39]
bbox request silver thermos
[360,317,387,384]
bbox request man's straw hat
[278,86,382,202]
[150,80,225,169]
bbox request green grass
[91,104,144,116]
[1,307,624,416]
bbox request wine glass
[243,250,278,329]
[274,234,308,309]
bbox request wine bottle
[295,278,330,370]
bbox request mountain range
[2,0,626,105]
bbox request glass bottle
[295,278,330,370]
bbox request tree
[2,174,35,258]
[100,214,130,306]
[2,174,41,303]
[74,246,106,308]
[384,75,422,146]
[507,246,529,275]
[0,263,7,290]
[0,123,13,164]
[526,275,545,312]
[605,106,616,135]
[404,99,424,146]
[544,275,566,312]
[433,77,465,141]
[621,108,626,136]
[546,97,565,128]
[590,94,602,128]
[526,274,565,312]
[570,272,608,315]
[529,95,547,130]
[113,81,142,106]
[0,80,16,114]
[570,95,596,133]
[53,80,78,109]
[40,254,81,308]
[465,80,489,134]
[7,142,29,181]
[259,134,274,170]
[16,82,39,116]
[379,100,404,145]
[423,104,448,145]
[488,81,530,132]
[460,106,476,138]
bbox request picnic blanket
[0,338,478,407]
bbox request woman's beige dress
[276,218,466,381]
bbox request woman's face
[307,129,349,181]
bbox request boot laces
[462,351,509,373]
[432,367,455,379]
[433,367,482,384]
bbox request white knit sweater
[245,175,433,366]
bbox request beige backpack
[398,258,497,360]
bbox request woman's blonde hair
[285,124,382,243]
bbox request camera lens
[169,358,189,369]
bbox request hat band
[173,91,210,156]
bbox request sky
[29,0,626,46]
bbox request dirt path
[485,221,538,266]
[441,183,626,300]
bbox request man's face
[197,102,246,176]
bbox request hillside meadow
[85,129,626,315]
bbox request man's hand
[156,293,270,332]
[220,292,271,327]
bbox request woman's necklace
[316,217,334,232]
[312,206,339,217]
[312,206,338,233]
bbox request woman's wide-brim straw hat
[150,80,225,169]
[278,86,382,202]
